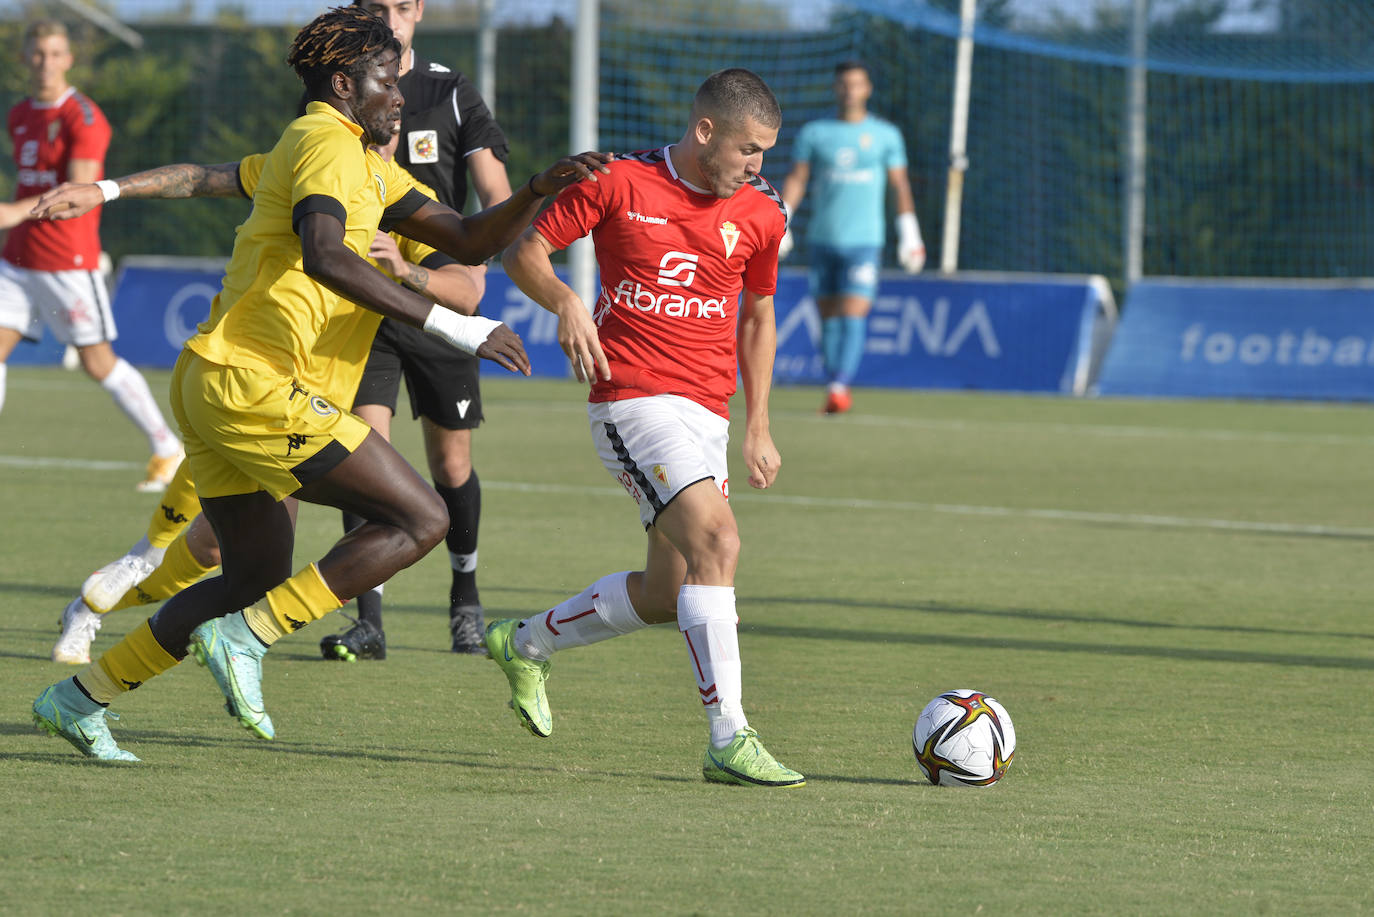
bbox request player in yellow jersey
[30,6,610,761]
[45,127,479,666]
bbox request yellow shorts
[170,350,370,501]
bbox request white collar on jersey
[30,86,77,110]
[662,144,714,197]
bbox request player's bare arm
[737,290,781,490]
[503,226,611,384]
[466,147,514,208]
[299,210,529,375]
[778,161,810,258]
[31,161,244,221]
[368,231,481,315]
[0,194,44,229]
[393,151,611,265]
[780,160,810,216]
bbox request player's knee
[428,450,472,487]
[410,489,450,553]
[697,522,741,567]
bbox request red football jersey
[3,87,110,271]
[534,147,786,418]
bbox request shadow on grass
[746,594,1374,643]
[742,622,1374,671]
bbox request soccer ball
[912,689,1016,787]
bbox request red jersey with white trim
[533,146,786,418]
[3,87,110,271]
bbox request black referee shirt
[396,54,510,213]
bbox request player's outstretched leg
[82,552,157,614]
[52,595,102,665]
[32,678,139,762]
[702,727,805,788]
[484,618,552,737]
[188,614,274,740]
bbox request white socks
[677,584,748,749]
[513,572,646,661]
[99,357,180,457]
[512,574,749,750]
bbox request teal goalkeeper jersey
[791,114,907,248]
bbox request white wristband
[422,304,502,355]
[896,211,922,248]
[95,180,120,203]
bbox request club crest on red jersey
[719,220,740,258]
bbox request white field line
[5,454,1370,539]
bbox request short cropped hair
[693,67,781,131]
[287,6,400,96]
[23,20,69,48]
[835,59,869,78]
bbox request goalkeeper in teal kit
[780,59,925,414]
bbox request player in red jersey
[492,68,804,787]
[0,20,184,492]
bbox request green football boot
[32,679,140,762]
[484,618,552,737]
[702,727,805,787]
[188,614,274,740]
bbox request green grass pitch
[2,366,1371,914]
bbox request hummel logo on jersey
[456,399,472,418]
[719,221,740,258]
[626,210,668,225]
[657,251,699,287]
[285,433,309,456]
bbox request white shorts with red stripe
[0,260,115,347]
[589,394,730,528]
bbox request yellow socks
[241,564,342,646]
[75,619,179,705]
[146,461,199,549]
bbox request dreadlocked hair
[287,6,400,97]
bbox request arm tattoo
[402,264,429,294]
[119,162,243,199]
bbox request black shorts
[353,318,484,430]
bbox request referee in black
[322,0,513,661]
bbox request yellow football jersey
[185,102,429,404]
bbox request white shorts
[0,261,115,346]
[589,394,730,528]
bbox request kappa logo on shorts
[285,433,309,456]
[308,395,337,417]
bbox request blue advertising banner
[12,260,1115,400]
[1097,278,1374,400]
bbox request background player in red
[0,20,183,492]
[494,68,804,787]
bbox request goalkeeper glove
[896,212,926,274]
